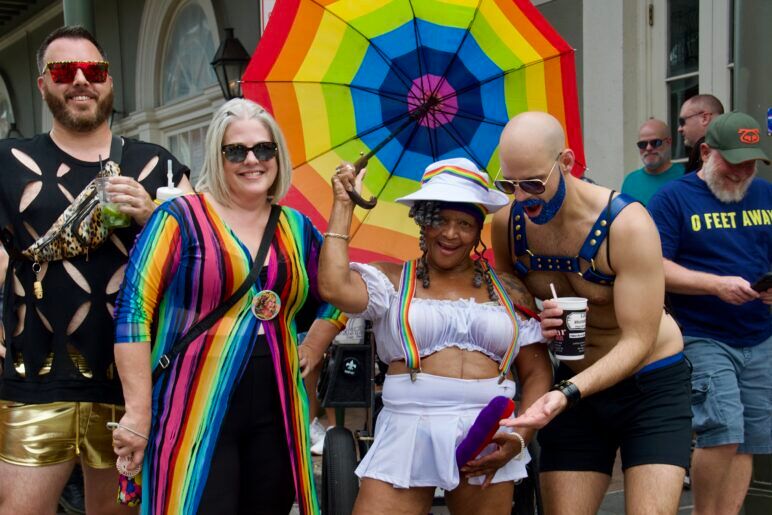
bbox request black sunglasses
[494,153,562,195]
[221,142,278,163]
[678,111,705,127]
[636,138,665,150]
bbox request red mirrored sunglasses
[45,61,109,84]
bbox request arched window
[161,2,218,104]
[0,73,15,138]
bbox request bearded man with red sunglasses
[0,26,192,514]
[492,111,690,515]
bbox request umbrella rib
[428,0,484,101]
[242,79,411,105]
[425,104,506,127]
[435,117,490,174]
[436,52,572,104]
[407,0,428,98]
[307,0,416,91]
[291,109,419,170]
[351,120,425,238]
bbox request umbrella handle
[346,155,377,209]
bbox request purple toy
[456,396,516,468]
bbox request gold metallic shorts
[0,401,124,468]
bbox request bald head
[639,118,670,139]
[500,112,566,178]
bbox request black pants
[198,352,295,514]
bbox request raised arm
[318,164,370,313]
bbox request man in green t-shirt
[621,118,684,205]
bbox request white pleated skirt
[355,373,530,491]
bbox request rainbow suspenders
[397,260,521,383]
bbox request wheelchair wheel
[322,427,359,515]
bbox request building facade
[0,0,768,510]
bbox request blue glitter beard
[521,171,566,225]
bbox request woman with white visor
[319,158,552,514]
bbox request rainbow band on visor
[437,201,487,226]
[421,165,489,192]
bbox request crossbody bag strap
[153,204,281,382]
[109,135,123,164]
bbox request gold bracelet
[323,232,349,241]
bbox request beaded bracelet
[511,431,525,461]
[323,232,349,241]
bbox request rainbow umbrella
[243,0,584,262]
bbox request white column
[581,1,648,189]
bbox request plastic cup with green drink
[95,177,131,229]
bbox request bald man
[678,94,725,172]
[621,119,684,205]
[492,112,690,515]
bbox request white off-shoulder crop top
[346,263,543,364]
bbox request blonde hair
[195,98,292,205]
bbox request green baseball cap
[705,111,770,165]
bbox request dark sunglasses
[221,142,278,163]
[45,61,109,83]
[636,138,665,150]
[494,153,562,195]
[678,111,705,127]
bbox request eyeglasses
[221,142,278,163]
[678,111,705,127]
[636,138,665,150]
[45,61,109,83]
[494,153,563,195]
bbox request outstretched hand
[499,390,567,431]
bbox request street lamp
[211,28,251,100]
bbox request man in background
[648,111,771,515]
[621,118,684,204]
[678,94,724,172]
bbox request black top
[0,134,189,404]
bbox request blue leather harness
[508,192,638,286]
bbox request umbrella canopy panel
[244,0,584,262]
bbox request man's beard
[44,87,113,133]
[702,154,755,203]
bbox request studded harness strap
[508,191,638,286]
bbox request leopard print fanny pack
[22,160,122,263]
[21,161,121,263]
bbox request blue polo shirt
[648,173,772,347]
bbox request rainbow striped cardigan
[114,194,345,514]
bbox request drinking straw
[549,282,558,301]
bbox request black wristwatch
[551,380,581,408]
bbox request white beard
[702,154,755,204]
